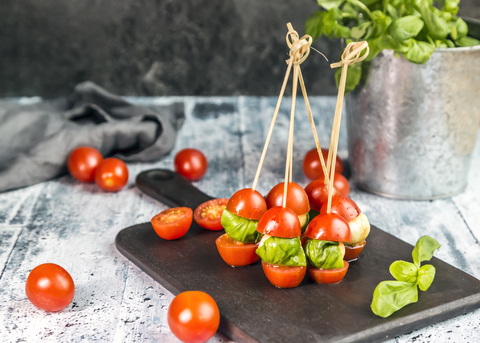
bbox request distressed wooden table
[1,96,479,343]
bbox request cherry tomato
[151,207,193,240]
[67,147,103,183]
[226,188,267,220]
[194,198,228,231]
[304,179,340,211]
[314,173,350,197]
[308,260,349,284]
[261,262,306,288]
[303,148,344,180]
[25,263,75,312]
[344,241,366,262]
[320,195,360,222]
[216,233,260,267]
[95,158,128,192]
[168,291,220,343]
[174,148,208,181]
[265,182,310,215]
[304,213,351,242]
[256,207,302,238]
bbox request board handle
[136,169,214,209]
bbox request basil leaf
[308,209,320,221]
[455,36,480,47]
[306,11,326,41]
[351,22,372,39]
[417,264,436,291]
[389,261,418,283]
[305,239,345,269]
[300,211,310,233]
[403,39,435,64]
[335,61,362,94]
[371,281,418,318]
[455,18,468,39]
[317,0,345,11]
[256,236,307,267]
[412,235,441,268]
[443,0,459,15]
[415,0,449,40]
[389,15,425,41]
[221,209,260,243]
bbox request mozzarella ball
[346,213,370,246]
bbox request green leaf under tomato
[221,209,261,244]
[371,281,419,318]
[255,236,307,267]
[412,235,441,268]
[389,260,418,283]
[305,239,345,269]
[417,264,436,291]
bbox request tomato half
[304,179,340,211]
[226,188,267,220]
[304,213,351,242]
[194,198,228,231]
[256,207,302,238]
[344,241,366,262]
[68,146,103,183]
[174,148,208,181]
[265,182,310,215]
[261,261,306,288]
[95,158,129,192]
[314,173,350,197]
[25,263,75,312]
[320,195,361,222]
[308,260,349,284]
[216,233,260,267]
[303,148,344,180]
[151,207,193,240]
[168,291,220,343]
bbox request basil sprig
[221,209,261,243]
[371,235,441,318]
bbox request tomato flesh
[216,233,260,266]
[25,263,75,312]
[68,146,103,183]
[320,195,361,222]
[305,179,340,211]
[151,207,193,240]
[303,148,344,180]
[308,260,349,284]
[256,207,302,238]
[344,241,366,262]
[174,148,208,181]
[168,291,220,343]
[194,198,228,231]
[226,188,267,220]
[304,213,351,242]
[95,158,128,192]
[261,261,306,288]
[265,182,310,215]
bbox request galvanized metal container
[346,26,480,199]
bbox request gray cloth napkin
[0,81,184,192]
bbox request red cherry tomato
[25,263,75,312]
[261,261,306,288]
[304,213,351,242]
[314,173,350,197]
[256,207,302,238]
[344,241,366,262]
[67,147,103,183]
[168,291,220,343]
[151,207,193,240]
[303,148,344,180]
[320,195,360,222]
[226,188,267,220]
[194,198,228,231]
[216,233,260,267]
[174,148,208,181]
[308,260,349,284]
[304,179,341,211]
[95,158,128,192]
[265,182,310,215]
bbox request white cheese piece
[298,213,308,228]
[258,234,271,248]
[346,213,370,246]
[338,241,345,258]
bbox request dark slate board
[115,169,480,343]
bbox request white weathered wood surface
[0,96,479,343]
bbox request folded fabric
[0,81,184,192]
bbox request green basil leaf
[305,239,345,269]
[455,36,480,47]
[371,281,418,318]
[305,11,326,41]
[449,21,458,40]
[221,209,260,243]
[415,0,449,40]
[389,261,418,283]
[412,235,441,268]
[443,0,459,15]
[360,0,381,6]
[417,264,436,291]
[301,211,310,233]
[435,39,448,48]
[455,18,468,39]
[335,62,362,94]
[256,236,307,267]
[388,15,425,41]
[351,22,372,39]
[446,39,456,47]
[317,0,344,11]
[308,209,320,222]
[387,4,399,19]
[403,39,435,64]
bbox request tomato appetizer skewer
[303,148,344,180]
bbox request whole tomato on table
[174,148,208,181]
[68,146,103,183]
[95,157,129,192]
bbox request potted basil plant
[306,0,480,200]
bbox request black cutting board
[115,169,480,343]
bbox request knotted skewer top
[330,41,369,69]
[286,23,312,66]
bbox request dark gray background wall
[1,0,479,97]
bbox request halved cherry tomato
[262,261,306,288]
[256,207,302,238]
[174,148,208,181]
[25,263,75,312]
[168,291,220,343]
[304,179,340,211]
[344,241,366,262]
[194,198,228,231]
[216,233,260,267]
[265,182,310,215]
[303,148,344,180]
[151,207,193,240]
[308,260,349,284]
[226,188,267,220]
[304,213,351,242]
[320,195,360,222]
[95,158,129,192]
[68,146,103,183]
[314,173,350,197]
